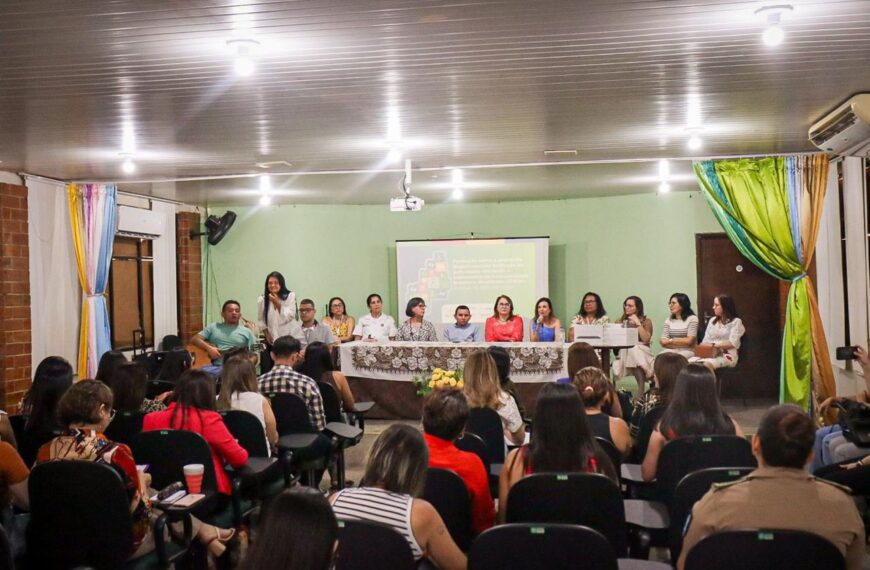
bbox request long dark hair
[263,271,291,325]
[95,350,127,383]
[711,293,738,325]
[652,352,688,404]
[567,342,600,379]
[168,370,216,430]
[578,292,606,319]
[620,296,646,320]
[527,383,597,473]
[159,347,192,383]
[659,364,734,438]
[669,293,695,320]
[241,489,337,570]
[107,362,150,412]
[24,356,73,432]
[298,342,334,383]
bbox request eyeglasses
[497,302,511,307]
[299,308,315,313]
[584,300,596,304]
[415,304,427,309]
[330,303,343,307]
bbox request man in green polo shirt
[190,299,257,365]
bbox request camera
[836,346,859,360]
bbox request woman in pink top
[485,295,524,342]
[143,370,249,495]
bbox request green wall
[204,191,722,349]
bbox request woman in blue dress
[529,297,562,342]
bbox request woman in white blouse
[256,271,299,373]
[353,293,398,341]
[660,292,699,359]
[694,294,745,371]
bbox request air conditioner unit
[117,205,165,238]
[808,94,870,157]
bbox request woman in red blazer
[143,370,248,495]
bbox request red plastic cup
[183,464,204,494]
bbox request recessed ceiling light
[451,188,464,200]
[227,39,260,77]
[259,194,272,206]
[658,182,671,194]
[658,159,670,180]
[756,5,793,47]
[119,153,136,174]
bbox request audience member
[463,350,525,446]
[443,305,482,343]
[217,357,278,452]
[573,367,631,456]
[558,342,601,383]
[499,383,616,519]
[190,299,257,366]
[422,388,495,535]
[323,297,355,344]
[529,297,562,342]
[642,364,743,481]
[241,489,337,570]
[258,336,326,431]
[693,294,745,371]
[19,356,74,466]
[353,293,397,341]
[484,295,524,342]
[297,298,338,348]
[329,424,466,570]
[38,380,234,559]
[567,291,608,341]
[94,350,128,384]
[486,346,525,418]
[143,370,249,497]
[396,297,438,341]
[157,346,192,383]
[299,342,356,412]
[678,404,864,570]
[612,295,654,397]
[257,271,299,373]
[107,362,167,413]
[660,293,698,359]
[629,352,687,461]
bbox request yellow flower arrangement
[412,367,464,397]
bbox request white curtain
[151,201,178,345]
[25,176,80,373]
[842,157,869,349]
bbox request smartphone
[173,493,205,508]
[836,346,858,360]
[136,464,149,473]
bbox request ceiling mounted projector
[189,211,237,245]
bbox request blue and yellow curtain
[694,155,834,411]
[68,183,117,378]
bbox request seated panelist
[352,293,397,341]
[443,305,482,343]
[190,299,257,366]
[396,297,438,341]
[567,291,609,342]
[529,297,562,342]
[691,294,745,371]
[485,295,524,342]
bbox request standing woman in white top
[352,293,398,341]
[660,292,699,359]
[216,357,279,453]
[694,294,745,371]
[257,271,298,373]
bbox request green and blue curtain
[68,183,117,378]
[694,155,834,411]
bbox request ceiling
[1,0,868,205]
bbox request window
[109,236,154,350]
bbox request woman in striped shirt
[329,424,466,570]
[659,292,699,359]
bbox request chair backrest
[146,379,175,399]
[422,468,473,551]
[468,523,618,570]
[28,461,135,569]
[669,466,755,561]
[0,521,14,570]
[505,472,628,556]
[130,429,219,492]
[335,519,416,570]
[466,407,506,465]
[220,409,270,457]
[103,410,145,445]
[656,435,756,502]
[265,392,317,434]
[684,529,845,570]
[455,432,491,477]
[318,381,344,423]
[594,436,622,473]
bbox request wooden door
[696,234,781,400]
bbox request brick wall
[0,183,32,410]
[176,212,203,343]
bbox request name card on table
[573,324,638,347]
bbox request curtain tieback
[85,292,107,298]
[791,273,807,283]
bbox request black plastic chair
[315,383,365,487]
[0,523,14,570]
[469,523,618,570]
[455,432,491,477]
[669,466,754,561]
[104,410,145,445]
[219,409,291,494]
[335,519,415,570]
[684,529,845,570]
[267,392,317,435]
[28,461,192,569]
[423,468,474,551]
[316,381,374,431]
[505,472,628,556]
[146,380,174,400]
[594,436,622,474]
[466,407,506,467]
[655,435,755,503]
[715,335,748,402]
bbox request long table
[339,341,571,419]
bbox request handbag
[834,400,870,447]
